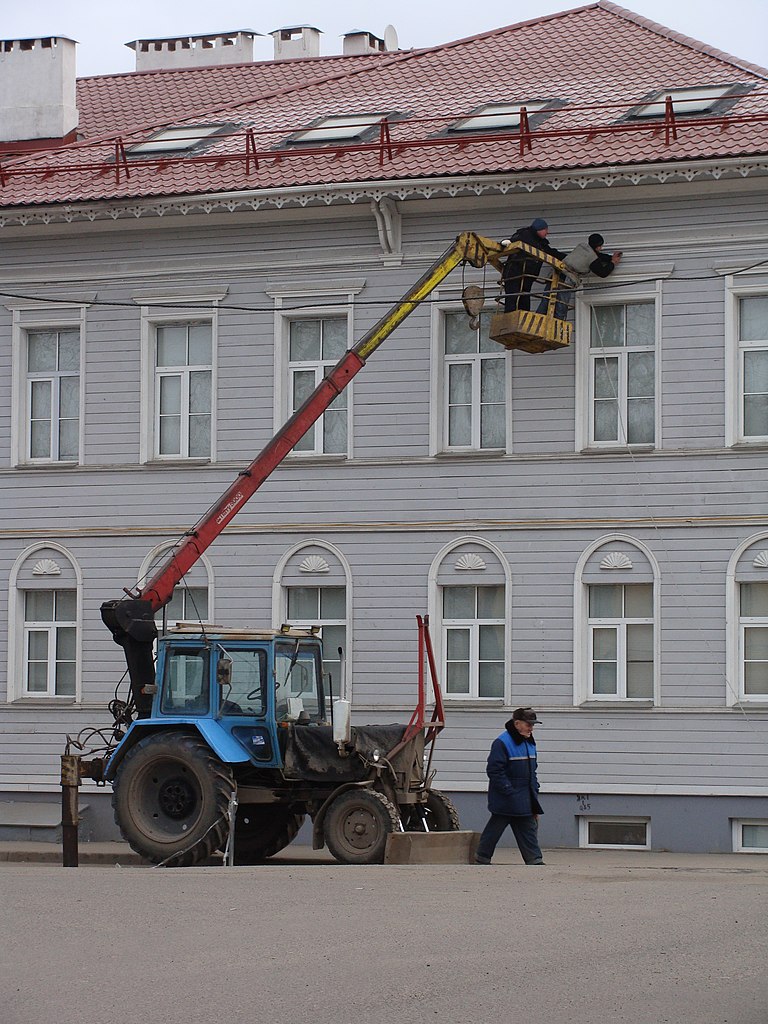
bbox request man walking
[475,707,545,865]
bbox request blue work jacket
[486,728,543,817]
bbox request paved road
[1,848,766,1024]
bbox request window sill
[578,700,655,709]
[435,448,507,459]
[283,453,349,463]
[443,697,506,706]
[579,446,655,455]
[15,461,80,470]
[144,458,212,467]
[9,697,78,707]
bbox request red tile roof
[2,1,767,209]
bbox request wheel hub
[157,776,196,820]
[343,809,380,850]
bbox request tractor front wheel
[112,732,234,867]
[324,789,400,864]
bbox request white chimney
[0,36,78,143]
[342,31,386,56]
[126,30,259,72]
[270,26,322,60]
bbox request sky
[0,0,766,78]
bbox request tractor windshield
[275,641,323,721]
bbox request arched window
[8,543,82,702]
[138,543,214,629]
[273,541,351,699]
[429,538,510,701]
[574,536,660,705]
[726,534,768,705]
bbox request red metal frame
[399,615,445,748]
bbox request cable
[1,255,768,314]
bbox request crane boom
[100,231,511,714]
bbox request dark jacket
[503,225,566,278]
[563,241,616,280]
[486,719,543,817]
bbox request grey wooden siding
[1,180,768,800]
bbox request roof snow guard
[0,2,767,216]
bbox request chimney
[342,31,386,56]
[126,30,259,72]
[270,26,322,60]
[0,36,78,144]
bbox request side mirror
[216,657,232,687]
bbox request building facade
[1,2,767,853]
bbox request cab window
[161,647,209,715]
[275,642,323,720]
[220,648,267,716]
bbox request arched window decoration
[726,534,768,704]
[273,541,351,699]
[575,537,659,705]
[429,538,510,701]
[138,543,213,629]
[8,543,82,701]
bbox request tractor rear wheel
[112,732,234,867]
[324,788,400,864]
[233,806,306,864]
[403,788,461,832]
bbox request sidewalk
[1,839,766,870]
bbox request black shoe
[474,857,492,865]
[526,859,545,865]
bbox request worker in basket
[501,218,566,312]
[537,233,623,320]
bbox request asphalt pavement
[1,846,766,1024]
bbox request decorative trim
[298,554,331,574]
[131,286,229,304]
[2,158,767,229]
[3,294,96,312]
[32,559,61,576]
[600,551,634,570]
[454,552,487,571]
[265,279,366,298]
[753,550,768,569]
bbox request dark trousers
[502,258,540,312]
[476,813,543,864]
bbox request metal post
[60,754,81,867]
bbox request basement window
[732,819,768,853]
[287,112,392,144]
[631,85,738,118]
[449,101,549,132]
[127,124,228,155]
[579,817,650,849]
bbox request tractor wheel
[403,788,462,832]
[324,788,400,864]
[233,806,306,864]
[112,732,234,867]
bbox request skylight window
[450,101,548,132]
[633,85,735,118]
[289,113,391,144]
[128,124,226,155]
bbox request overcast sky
[1,0,766,77]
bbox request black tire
[233,806,306,864]
[112,732,234,867]
[324,789,400,864]
[403,788,461,832]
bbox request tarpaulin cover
[282,723,408,781]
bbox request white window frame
[633,85,735,118]
[450,100,548,132]
[575,284,662,451]
[736,582,768,703]
[430,299,511,455]
[268,282,365,460]
[9,303,87,467]
[725,534,768,706]
[574,536,661,706]
[138,544,215,629]
[725,278,768,446]
[139,307,218,464]
[440,584,506,701]
[288,113,391,144]
[22,590,78,698]
[272,541,353,701]
[128,124,227,155]
[7,542,83,703]
[578,816,651,850]
[285,315,352,457]
[732,818,768,853]
[284,584,348,700]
